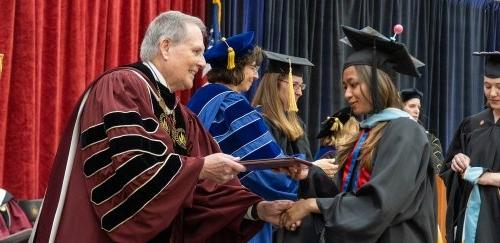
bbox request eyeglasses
[249,64,260,73]
[278,80,307,91]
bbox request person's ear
[160,38,171,60]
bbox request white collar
[143,61,170,91]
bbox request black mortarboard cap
[316,107,352,139]
[264,51,314,76]
[340,25,424,113]
[400,88,423,102]
[473,51,500,78]
[340,26,424,77]
[263,51,314,112]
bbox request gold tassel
[221,37,235,70]
[213,0,222,28]
[227,47,235,70]
[287,58,298,112]
[329,118,344,133]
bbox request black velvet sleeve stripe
[100,154,182,232]
[91,153,164,205]
[81,112,159,149]
[81,123,107,149]
[103,111,158,133]
[83,148,112,177]
[109,135,167,157]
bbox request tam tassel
[227,47,235,70]
[287,58,298,112]
[221,37,236,70]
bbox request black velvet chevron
[91,153,166,204]
[80,124,106,149]
[108,135,166,156]
[84,134,167,180]
[100,154,182,232]
[80,111,159,149]
[83,148,112,177]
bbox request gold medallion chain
[154,82,187,150]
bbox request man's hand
[313,158,338,177]
[451,153,470,174]
[254,200,293,226]
[199,153,246,184]
[280,198,319,231]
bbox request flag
[208,0,221,48]
[203,0,222,76]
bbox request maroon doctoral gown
[31,63,263,243]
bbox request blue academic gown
[188,83,297,243]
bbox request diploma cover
[240,157,312,170]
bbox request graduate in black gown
[400,87,447,241]
[252,51,315,161]
[279,25,437,243]
[440,51,500,243]
[400,88,445,174]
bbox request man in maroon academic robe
[30,11,292,243]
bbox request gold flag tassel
[287,58,298,112]
[221,37,235,70]
[213,0,222,29]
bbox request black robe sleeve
[440,118,470,187]
[439,118,471,243]
[298,166,339,199]
[279,166,339,243]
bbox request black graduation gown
[286,118,437,243]
[440,108,500,243]
[263,117,313,161]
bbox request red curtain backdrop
[0,0,207,199]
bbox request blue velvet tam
[204,31,255,69]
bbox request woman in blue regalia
[188,31,304,243]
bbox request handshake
[255,198,319,231]
[199,153,333,231]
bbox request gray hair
[140,11,206,61]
